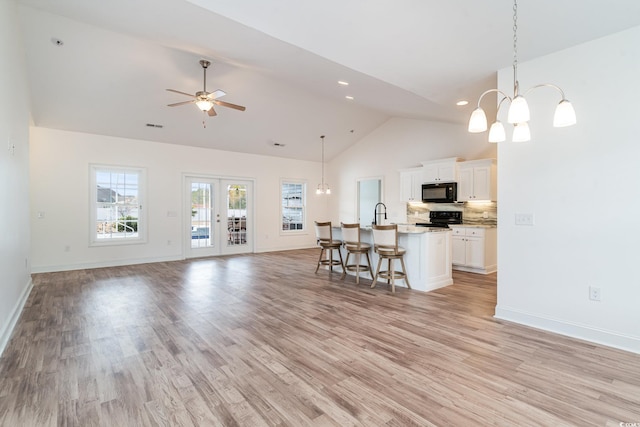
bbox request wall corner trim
[0,278,33,357]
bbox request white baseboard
[30,255,184,274]
[495,305,640,354]
[31,246,320,273]
[453,263,497,274]
[254,244,316,253]
[0,277,33,357]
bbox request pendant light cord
[512,0,519,95]
[320,135,325,187]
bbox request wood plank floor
[1,248,639,426]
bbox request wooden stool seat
[340,223,374,285]
[314,221,344,274]
[371,224,410,293]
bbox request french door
[184,176,253,258]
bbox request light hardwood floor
[1,249,639,426]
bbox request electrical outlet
[515,213,534,226]
[589,286,601,301]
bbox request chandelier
[316,135,331,195]
[468,0,576,142]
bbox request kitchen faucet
[373,202,387,226]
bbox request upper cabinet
[456,159,497,202]
[399,167,424,201]
[421,158,459,183]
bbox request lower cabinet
[450,226,497,274]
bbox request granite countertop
[448,224,497,229]
[397,225,451,234]
[358,225,450,234]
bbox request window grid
[281,181,305,232]
[91,166,144,245]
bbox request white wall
[0,0,32,354]
[328,117,496,225]
[495,26,640,353]
[30,127,328,272]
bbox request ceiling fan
[166,59,246,119]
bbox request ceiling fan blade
[206,89,226,100]
[166,89,195,97]
[213,100,246,111]
[167,100,195,107]
[207,106,217,117]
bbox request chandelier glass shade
[316,135,331,195]
[468,0,576,143]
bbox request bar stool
[314,221,344,274]
[371,224,411,293]
[340,223,374,285]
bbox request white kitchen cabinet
[457,159,497,202]
[421,158,459,183]
[450,226,497,274]
[399,167,424,201]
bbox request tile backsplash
[407,201,497,226]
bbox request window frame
[89,164,147,246]
[280,179,307,235]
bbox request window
[90,165,146,245]
[281,180,306,232]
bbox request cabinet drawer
[465,228,485,237]
[450,227,465,236]
[450,227,485,237]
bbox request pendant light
[468,0,576,142]
[316,135,331,195]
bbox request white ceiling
[16,0,640,161]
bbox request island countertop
[331,226,452,292]
[360,224,451,234]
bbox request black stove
[415,211,462,229]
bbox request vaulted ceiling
[16,0,640,161]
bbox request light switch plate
[515,213,534,226]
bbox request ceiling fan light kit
[166,59,246,124]
[468,0,576,143]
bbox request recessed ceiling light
[338,81,349,86]
[456,100,469,106]
[345,96,354,100]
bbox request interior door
[185,176,253,258]
[357,178,382,226]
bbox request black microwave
[422,182,457,203]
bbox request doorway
[357,177,382,225]
[184,175,253,258]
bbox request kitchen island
[331,225,452,292]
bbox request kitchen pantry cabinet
[399,167,424,201]
[450,226,497,274]
[421,158,459,183]
[457,159,497,202]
